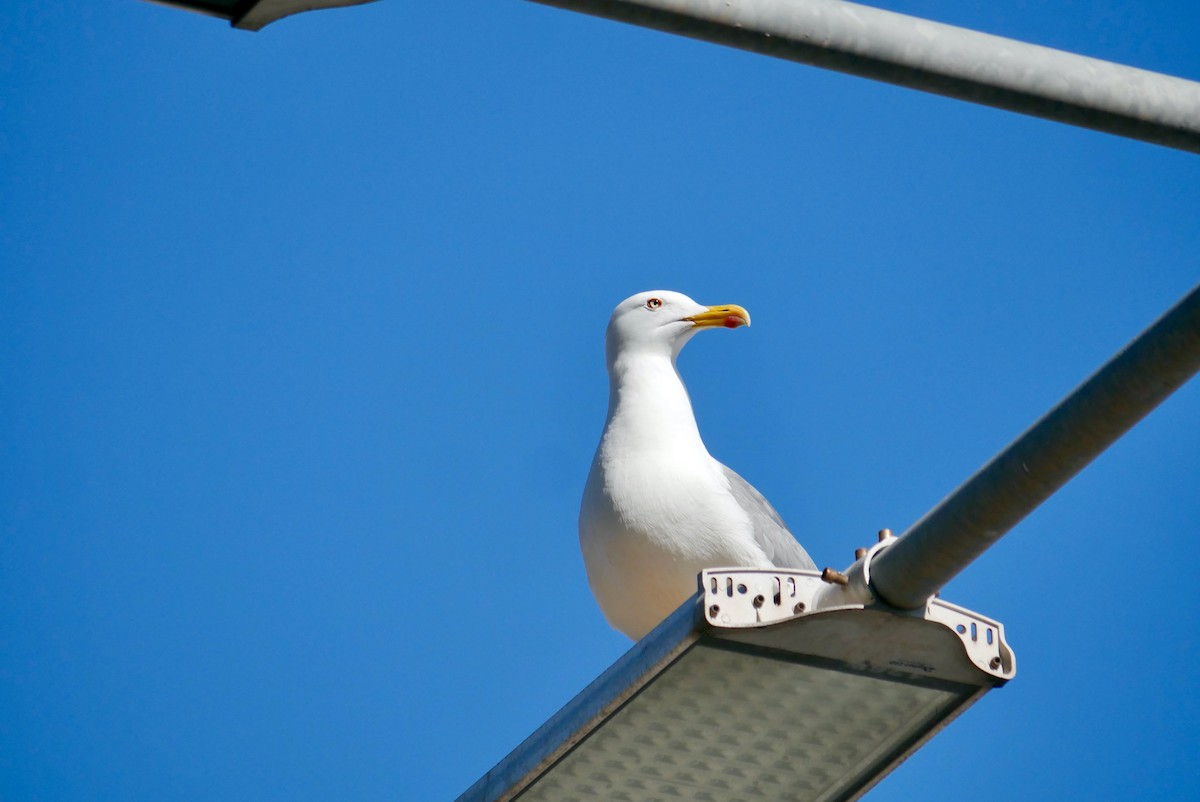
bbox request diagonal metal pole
[869,284,1200,609]
[530,0,1200,153]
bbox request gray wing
[721,464,817,570]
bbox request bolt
[854,547,868,560]
[821,567,850,586]
[878,528,893,542]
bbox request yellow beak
[684,304,751,329]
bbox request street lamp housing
[459,566,1014,802]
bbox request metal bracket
[700,567,1015,683]
[701,567,825,627]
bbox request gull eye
[646,297,663,310]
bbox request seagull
[580,290,816,640]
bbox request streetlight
[460,558,1014,802]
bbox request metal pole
[868,285,1200,609]
[529,0,1200,153]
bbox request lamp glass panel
[518,641,972,802]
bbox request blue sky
[2,1,1198,799]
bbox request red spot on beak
[723,316,745,329]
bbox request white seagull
[580,290,816,640]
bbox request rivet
[752,595,765,608]
[793,602,806,614]
[709,604,720,617]
[989,656,1002,670]
[854,547,868,560]
[878,528,893,542]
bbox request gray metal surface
[872,283,1200,609]
[530,0,1200,153]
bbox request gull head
[605,290,751,364]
